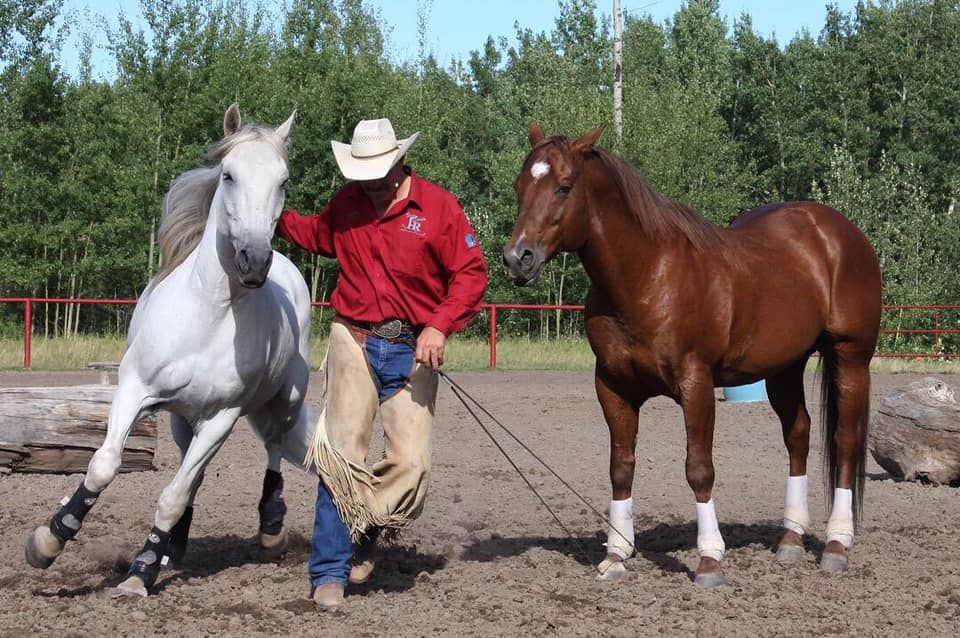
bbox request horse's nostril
[520,249,535,270]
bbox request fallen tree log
[869,377,960,486]
[0,385,157,474]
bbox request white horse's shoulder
[268,252,309,295]
[267,251,312,319]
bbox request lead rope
[437,371,638,571]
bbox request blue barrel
[722,380,768,403]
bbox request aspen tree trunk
[54,245,63,337]
[555,253,567,337]
[148,110,164,278]
[43,244,49,338]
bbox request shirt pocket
[389,228,429,278]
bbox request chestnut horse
[503,124,881,587]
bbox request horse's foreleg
[766,359,812,562]
[26,379,151,569]
[594,372,640,582]
[116,407,240,597]
[679,371,725,588]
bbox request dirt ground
[1,370,959,637]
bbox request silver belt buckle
[372,319,402,339]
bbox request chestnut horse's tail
[817,349,870,527]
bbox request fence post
[488,305,498,369]
[933,308,941,355]
[23,299,32,368]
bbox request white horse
[25,104,318,597]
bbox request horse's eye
[280,178,289,191]
[222,172,233,182]
[556,183,572,196]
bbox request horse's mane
[155,125,288,282]
[556,137,723,251]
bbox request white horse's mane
[156,125,288,282]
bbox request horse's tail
[818,349,869,526]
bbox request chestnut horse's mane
[551,136,725,251]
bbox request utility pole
[613,0,623,144]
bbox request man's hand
[415,326,446,370]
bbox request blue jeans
[363,335,416,402]
[308,481,352,587]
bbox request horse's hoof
[259,527,287,561]
[112,575,149,598]
[819,551,848,575]
[693,571,726,588]
[774,544,806,563]
[596,558,628,582]
[25,526,63,569]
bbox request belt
[336,316,421,342]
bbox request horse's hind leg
[765,358,812,563]
[166,414,203,564]
[116,407,240,597]
[26,378,152,569]
[248,408,289,560]
[594,371,642,582]
[819,346,872,575]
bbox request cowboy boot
[348,527,380,584]
[312,582,344,611]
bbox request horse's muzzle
[502,243,545,286]
[236,247,274,288]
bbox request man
[276,118,488,611]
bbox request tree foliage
[0,0,958,345]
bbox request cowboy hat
[331,118,419,181]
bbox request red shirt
[277,171,488,336]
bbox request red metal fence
[2,298,959,368]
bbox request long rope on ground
[437,370,637,562]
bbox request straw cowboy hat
[331,118,419,181]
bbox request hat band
[351,143,399,159]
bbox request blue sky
[57,1,860,79]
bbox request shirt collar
[403,167,424,210]
[378,166,422,221]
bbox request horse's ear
[528,123,544,148]
[224,103,241,136]
[572,125,605,153]
[275,109,296,144]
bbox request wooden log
[0,385,157,474]
[869,377,960,486]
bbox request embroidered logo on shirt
[401,212,426,235]
[465,233,477,248]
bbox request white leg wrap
[696,499,725,561]
[783,475,810,535]
[604,498,634,559]
[825,488,854,548]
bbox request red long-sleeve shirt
[277,171,488,336]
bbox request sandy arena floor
[1,370,958,637]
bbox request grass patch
[0,336,128,370]
[445,337,595,370]
[868,357,960,374]
[1,336,957,374]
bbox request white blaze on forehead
[530,161,551,181]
